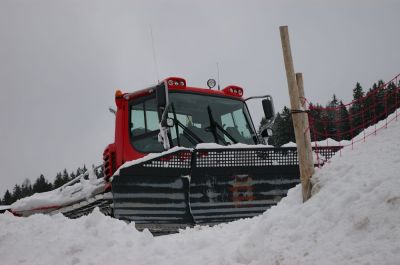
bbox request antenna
[150,25,160,83]
[216,62,221,90]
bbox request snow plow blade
[112,146,340,233]
[111,149,194,234]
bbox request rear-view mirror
[262,97,275,120]
[156,83,168,109]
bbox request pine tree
[62,169,70,183]
[308,103,325,141]
[32,175,52,193]
[363,88,375,128]
[268,107,295,146]
[3,190,12,205]
[353,82,364,99]
[338,101,351,140]
[21,179,33,198]
[53,172,64,188]
[326,95,339,140]
[12,184,23,203]
[349,82,365,135]
[374,81,386,121]
[386,81,397,113]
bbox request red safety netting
[305,73,400,166]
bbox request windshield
[129,92,257,152]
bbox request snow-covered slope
[1,114,400,265]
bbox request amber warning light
[115,89,123,98]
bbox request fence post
[280,26,314,202]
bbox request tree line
[260,79,400,147]
[0,165,103,206]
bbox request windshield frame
[128,90,259,153]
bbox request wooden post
[279,26,314,202]
[296,73,315,192]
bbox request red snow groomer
[12,77,340,234]
[100,77,339,233]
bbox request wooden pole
[296,73,315,196]
[279,26,314,202]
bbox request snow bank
[0,205,10,211]
[1,114,400,265]
[11,169,104,213]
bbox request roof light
[164,77,187,89]
[222,85,244,98]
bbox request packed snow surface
[1,114,400,265]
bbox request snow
[0,205,10,211]
[281,141,297,147]
[1,113,400,265]
[10,169,104,213]
[281,138,351,147]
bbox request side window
[131,105,145,136]
[131,98,159,135]
[130,98,163,153]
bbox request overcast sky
[1,0,399,196]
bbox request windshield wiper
[206,106,238,145]
[171,103,204,146]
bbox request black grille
[195,146,340,168]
